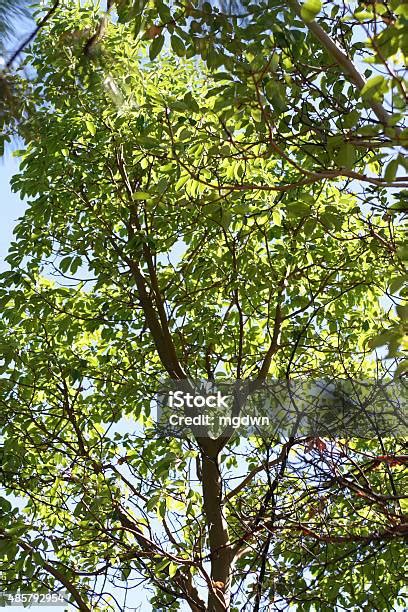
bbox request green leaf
[396,304,408,320]
[171,36,186,57]
[183,92,200,113]
[300,0,322,22]
[342,110,360,129]
[121,565,131,580]
[133,191,151,200]
[389,276,407,294]
[395,4,408,18]
[85,120,96,136]
[265,80,287,114]
[303,218,316,237]
[157,499,166,520]
[360,75,386,101]
[251,108,262,123]
[272,210,282,226]
[5,524,28,537]
[286,202,311,217]
[384,159,399,183]
[335,143,356,169]
[59,256,72,273]
[368,331,395,349]
[0,498,12,512]
[397,245,408,261]
[175,174,189,190]
[136,136,160,148]
[320,211,341,230]
[149,35,165,61]
[168,562,178,578]
[166,497,185,512]
[0,538,12,555]
[155,558,171,573]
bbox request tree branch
[287,0,394,128]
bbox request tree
[0,2,407,611]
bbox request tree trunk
[201,448,231,611]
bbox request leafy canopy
[0,2,407,611]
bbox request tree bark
[201,446,231,611]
